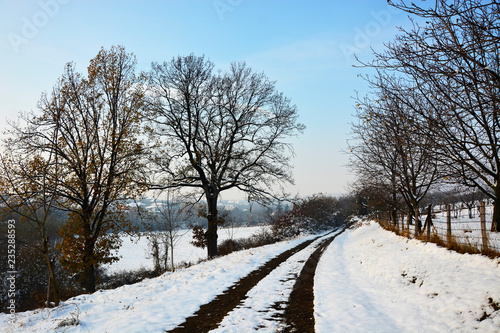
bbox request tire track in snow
[281,227,346,332]
[166,233,323,332]
[211,230,344,332]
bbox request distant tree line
[348,0,500,232]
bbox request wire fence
[377,201,500,257]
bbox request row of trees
[348,0,500,232]
[0,46,304,301]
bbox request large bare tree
[146,55,304,257]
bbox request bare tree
[349,75,441,233]
[361,0,500,229]
[348,91,401,222]
[457,186,484,219]
[150,189,191,272]
[7,46,148,293]
[146,55,304,257]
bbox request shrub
[249,228,277,247]
[272,194,346,239]
[190,225,207,249]
[99,267,159,290]
[217,228,278,256]
[217,238,244,256]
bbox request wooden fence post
[480,201,488,251]
[400,211,404,233]
[403,211,406,234]
[426,204,432,241]
[415,208,420,237]
[447,204,452,246]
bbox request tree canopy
[4,46,148,292]
[146,55,305,257]
[350,0,500,230]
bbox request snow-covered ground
[2,221,500,332]
[104,225,267,274]
[212,229,343,332]
[315,221,500,332]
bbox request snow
[315,221,500,332]
[212,229,344,332]
[104,226,267,274]
[426,205,500,252]
[2,221,500,332]
[2,233,318,333]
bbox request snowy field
[429,205,500,252]
[104,225,268,274]
[2,221,500,332]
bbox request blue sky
[0,0,411,200]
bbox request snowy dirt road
[171,228,345,332]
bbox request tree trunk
[85,263,96,293]
[425,204,432,241]
[206,194,219,258]
[42,236,60,306]
[410,199,421,236]
[415,206,420,237]
[401,212,405,233]
[170,243,175,272]
[83,233,97,293]
[46,275,51,307]
[493,204,500,232]
[392,209,398,229]
[46,259,60,306]
[391,182,398,228]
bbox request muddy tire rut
[280,229,345,332]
